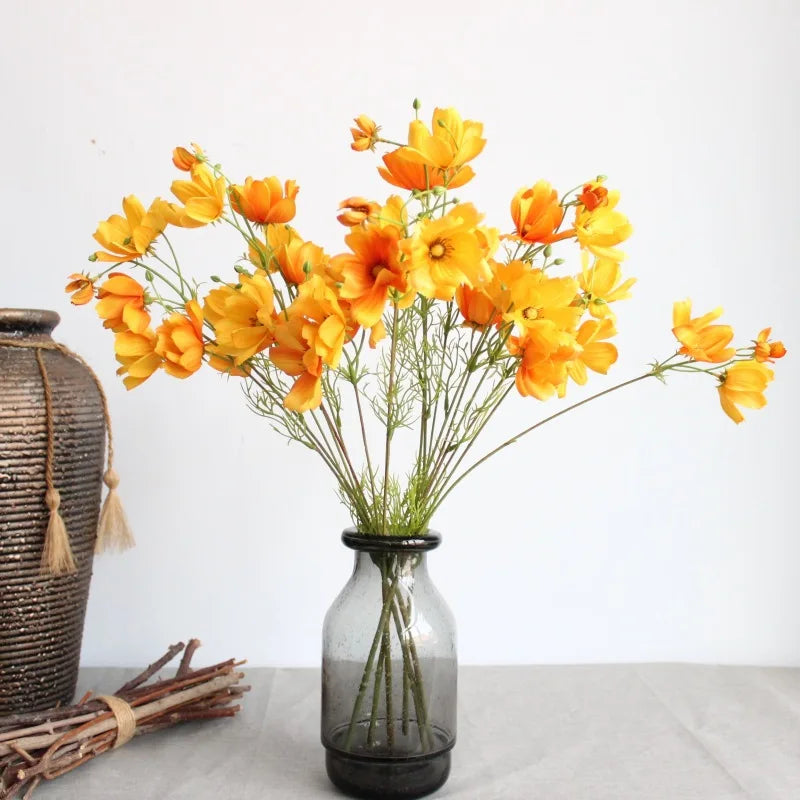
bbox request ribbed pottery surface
[0,312,105,714]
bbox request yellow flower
[505,268,582,334]
[172,143,204,171]
[65,273,95,305]
[93,195,168,263]
[398,107,485,177]
[96,273,150,334]
[402,203,495,301]
[717,360,774,424]
[155,300,205,379]
[333,216,408,328]
[170,164,226,226]
[270,314,324,413]
[350,115,380,152]
[566,318,618,385]
[507,182,571,244]
[289,275,348,369]
[114,328,162,390]
[263,225,328,285]
[574,181,632,261]
[578,252,636,319]
[204,273,277,365]
[378,148,474,191]
[337,196,381,227]
[672,300,735,363]
[754,328,787,363]
[229,177,299,225]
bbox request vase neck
[0,309,59,344]
[352,550,429,579]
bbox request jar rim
[342,528,441,552]
[0,309,60,336]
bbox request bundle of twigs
[0,639,248,799]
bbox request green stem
[382,303,401,534]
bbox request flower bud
[543,245,553,258]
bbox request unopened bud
[543,245,553,258]
[87,253,98,262]
[432,186,445,196]
[412,98,421,111]
[553,258,565,265]
[596,174,607,181]
[234,264,250,275]
[211,275,222,282]
[145,270,154,282]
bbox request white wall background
[1,0,797,667]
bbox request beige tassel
[96,468,135,553]
[41,488,77,576]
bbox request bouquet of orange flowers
[67,101,785,793]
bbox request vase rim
[342,528,441,552]
[0,309,60,338]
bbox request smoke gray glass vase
[322,529,457,799]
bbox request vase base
[325,746,452,799]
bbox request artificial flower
[455,284,500,329]
[204,273,277,365]
[93,195,167,263]
[574,182,632,261]
[508,327,578,401]
[350,115,380,152]
[172,143,204,171]
[507,182,571,244]
[155,300,205,378]
[170,164,226,226]
[270,314,323,412]
[378,148,474,191]
[265,225,328,285]
[65,273,95,305]
[114,328,161,390]
[566,318,618,385]
[402,203,494,301]
[717,360,774,424]
[289,275,348,369]
[505,269,582,334]
[337,197,381,227]
[578,252,636,319]
[333,218,407,327]
[672,300,735,363]
[754,328,787,363]
[95,273,150,333]
[229,177,299,225]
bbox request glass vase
[322,529,456,799]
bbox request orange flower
[155,300,205,379]
[96,273,150,333]
[508,327,578,401]
[265,225,328,285]
[204,273,277,365]
[507,182,571,244]
[378,148,475,191]
[229,177,299,225]
[270,315,323,412]
[577,182,608,211]
[672,300,735,363]
[172,143,204,171]
[566,318,618,385]
[754,328,787,363]
[350,115,380,152]
[402,203,494,301]
[333,221,407,327]
[455,284,500,329]
[93,195,168,263]
[717,360,774,424]
[170,164,227,226]
[114,328,162,390]
[65,273,95,305]
[505,268,582,334]
[337,196,381,227]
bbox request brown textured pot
[0,309,105,714]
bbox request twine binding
[0,339,134,576]
[97,694,137,749]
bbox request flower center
[372,263,386,278]
[522,306,541,321]
[429,242,446,259]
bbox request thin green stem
[382,303,401,534]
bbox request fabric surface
[28,665,800,799]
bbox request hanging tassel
[41,488,77,576]
[96,468,135,553]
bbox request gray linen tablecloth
[28,665,800,799]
